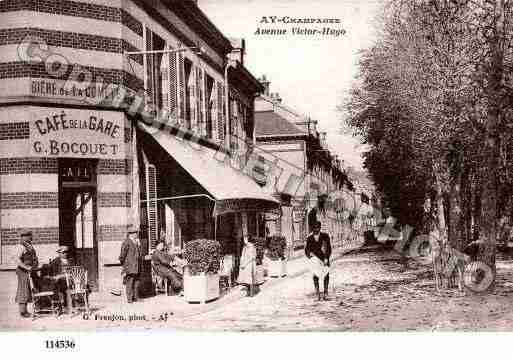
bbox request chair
[219,255,234,293]
[29,275,61,319]
[64,266,90,315]
[151,262,168,295]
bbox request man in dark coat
[151,241,184,295]
[305,221,332,301]
[119,225,142,303]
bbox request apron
[15,245,38,304]
[238,244,256,285]
[309,256,330,279]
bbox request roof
[255,111,308,137]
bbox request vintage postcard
[0,0,512,347]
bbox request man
[119,225,142,303]
[14,231,39,317]
[305,221,332,301]
[48,246,76,312]
[151,241,184,295]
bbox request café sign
[30,109,125,159]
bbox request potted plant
[183,238,221,303]
[266,235,286,278]
[252,236,267,285]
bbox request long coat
[238,243,256,285]
[119,238,141,277]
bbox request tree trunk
[477,0,505,289]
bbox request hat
[127,224,139,234]
[57,245,70,253]
[20,230,33,238]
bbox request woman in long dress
[238,235,257,297]
[15,231,39,317]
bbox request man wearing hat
[305,221,332,301]
[119,225,142,303]
[48,245,75,311]
[151,240,184,295]
[14,230,39,317]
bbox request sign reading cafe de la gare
[30,108,125,159]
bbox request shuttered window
[216,81,225,143]
[146,164,158,250]
[168,45,178,120]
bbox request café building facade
[0,0,277,291]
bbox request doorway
[58,159,99,291]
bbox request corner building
[0,0,276,291]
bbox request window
[144,28,166,111]
[205,74,214,139]
[184,58,194,130]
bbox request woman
[238,235,257,297]
[14,231,39,318]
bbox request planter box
[268,259,286,278]
[184,273,220,304]
[255,265,265,285]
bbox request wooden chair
[29,275,61,319]
[219,255,234,293]
[64,266,90,315]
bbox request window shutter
[178,52,185,126]
[196,67,204,136]
[146,164,158,250]
[168,45,178,119]
[188,65,197,132]
[210,79,217,139]
[144,27,154,105]
[216,81,225,143]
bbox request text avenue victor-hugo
[254,27,346,37]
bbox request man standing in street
[305,221,332,301]
[119,225,141,303]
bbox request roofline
[161,0,233,54]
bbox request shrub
[251,236,266,265]
[184,238,221,275]
[267,235,286,260]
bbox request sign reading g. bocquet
[30,109,125,159]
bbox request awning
[139,122,280,216]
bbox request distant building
[254,76,353,251]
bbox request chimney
[259,75,270,96]
[228,38,245,65]
[271,92,282,103]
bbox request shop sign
[30,109,125,159]
[30,79,118,103]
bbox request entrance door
[59,159,99,291]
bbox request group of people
[15,218,333,316]
[14,231,77,318]
[118,225,186,303]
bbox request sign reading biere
[30,109,125,159]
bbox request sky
[198,0,382,171]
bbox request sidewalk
[0,239,363,330]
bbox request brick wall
[0,122,30,140]
[1,227,59,245]
[98,192,131,207]
[0,158,58,174]
[0,62,144,92]
[0,192,58,209]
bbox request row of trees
[344,0,513,280]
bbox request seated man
[151,241,184,296]
[47,246,76,308]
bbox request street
[5,245,513,331]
